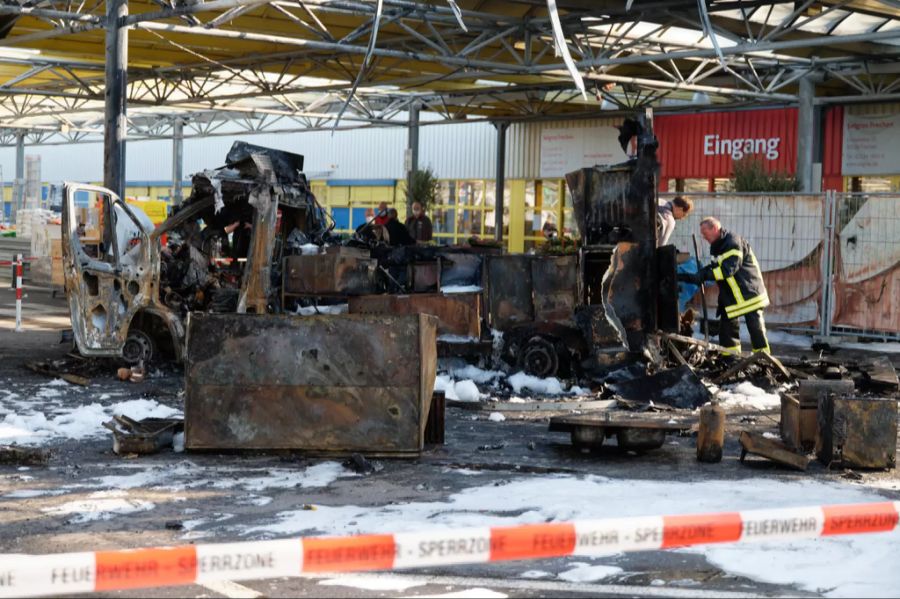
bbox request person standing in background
[405,201,433,243]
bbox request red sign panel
[654,108,798,180]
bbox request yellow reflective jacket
[702,230,769,319]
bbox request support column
[171,118,184,205]
[797,75,815,193]
[104,0,128,199]
[493,121,509,243]
[12,131,24,221]
[405,103,420,212]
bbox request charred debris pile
[51,131,898,470]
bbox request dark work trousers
[718,309,770,354]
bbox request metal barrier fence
[662,191,900,341]
[829,192,900,340]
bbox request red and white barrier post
[15,253,23,332]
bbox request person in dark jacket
[679,217,770,354]
[405,201,433,243]
[385,208,416,246]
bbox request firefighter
[679,217,770,355]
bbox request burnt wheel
[122,329,156,365]
[520,336,559,378]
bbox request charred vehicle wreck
[62,142,335,364]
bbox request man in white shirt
[657,196,693,247]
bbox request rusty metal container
[816,395,898,470]
[283,246,376,296]
[484,254,578,330]
[532,255,578,322]
[184,312,438,455]
[348,293,481,338]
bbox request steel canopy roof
[1,0,900,145]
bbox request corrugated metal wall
[506,117,622,179]
[847,102,900,115]
[419,121,496,179]
[0,121,502,183]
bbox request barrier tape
[14,254,23,332]
[0,501,897,598]
[0,256,40,266]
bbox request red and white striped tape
[14,253,23,332]
[0,501,897,598]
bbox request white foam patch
[488,412,506,422]
[42,490,155,523]
[83,461,354,493]
[216,462,353,492]
[296,303,349,316]
[415,590,507,599]
[434,374,459,401]
[4,488,66,499]
[716,382,781,410]
[507,372,564,395]
[449,365,504,384]
[558,563,623,582]
[519,570,551,579]
[241,475,900,598]
[319,575,427,592]
[453,380,482,403]
[0,398,180,445]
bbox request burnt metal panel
[439,251,483,287]
[238,184,278,314]
[816,395,898,470]
[184,312,437,454]
[608,365,711,409]
[532,255,578,323]
[283,250,376,296]
[226,141,304,180]
[349,293,481,338]
[485,255,533,329]
[601,242,657,352]
[565,117,662,354]
[656,245,679,333]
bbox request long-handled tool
[692,233,710,342]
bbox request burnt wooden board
[740,431,809,471]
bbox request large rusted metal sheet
[283,247,376,296]
[816,395,898,469]
[184,312,437,454]
[348,293,481,338]
[531,255,578,323]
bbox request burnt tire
[519,336,560,379]
[122,328,156,365]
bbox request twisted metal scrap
[547,0,586,99]
[332,0,384,132]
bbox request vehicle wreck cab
[62,143,330,364]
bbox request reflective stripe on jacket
[704,229,769,319]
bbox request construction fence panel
[664,193,826,332]
[829,192,900,339]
